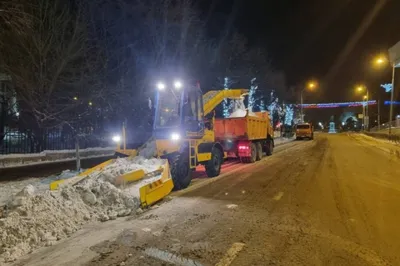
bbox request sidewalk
[274,137,295,146]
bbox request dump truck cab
[295,123,314,140]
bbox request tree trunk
[75,135,81,172]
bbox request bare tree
[0,0,108,169]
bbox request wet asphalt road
[13,133,400,266]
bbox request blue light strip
[297,100,377,109]
[384,101,400,105]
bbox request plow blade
[50,159,114,190]
[139,161,174,208]
[49,157,174,208]
[115,149,138,157]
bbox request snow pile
[98,156,163,184]
[0,156,165,263]
[229,98,256,118]
[0,170,82,207]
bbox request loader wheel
[170,153,192,190]
[266,139,274,156]
[205,147,223,177]
[256,142,263,161]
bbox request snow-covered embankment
[0,156,164,263]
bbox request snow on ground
[274,136,295,146]
[0,170,81,207]
[360,133,400,146]
[349,133,400,157]
[0,156,165,264]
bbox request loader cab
[153,81,205,140]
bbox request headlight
[112,135,121,142]
[174,80,182,89]
[157,82,165,90]
[171,133,180,140]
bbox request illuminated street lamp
[371,53,398,133]
[376,58,385,65]
[355,85,369,130]
[300,81,318,123]
[372,55,387,67]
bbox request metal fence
[0,129,109,154]
[369,119,400,132]
[364,132,400,144]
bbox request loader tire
[205,147,223,177]
[170,153,192,190]
[256,142,263,161]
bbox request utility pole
[378,99,381,131]
[366,89,369,130]
[389,63,395,135]
[362,102,365,131]
[300,90,304,123]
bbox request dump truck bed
[214,112,272,141]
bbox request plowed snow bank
[0,156,165,263]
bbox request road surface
[12,133,400,266]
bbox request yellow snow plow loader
[50,81,248,207]
[113,81,248,191]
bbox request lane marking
[144,247,203,266]
[273,191,284,201]
[215,242,245,266]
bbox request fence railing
[369,119,400,132]
[364,132,400,144]
[0,130,109,154]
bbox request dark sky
[198,0,400,108]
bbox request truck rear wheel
[170,153,192,190]
[205,147,223,177]
[256,142,263,161]
[266,139,274,156]
[241,142,257,163]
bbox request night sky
[198,0,400,115]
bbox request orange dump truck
[214,111,274,163]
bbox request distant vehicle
[295,123,314,140]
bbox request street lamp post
[373,55,397,134]
[300,81,316,123]
[389,63,395,134]
[356,85,369,130]
[300,89,304,123]
[365,90,369,130]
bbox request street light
[372,55,389,130]
[355,85,369,130]
[300,81,318,123]
[371,54,396,133]
[373,55,387,67]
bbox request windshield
[297,124,310,129]
[154,91,181,128]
